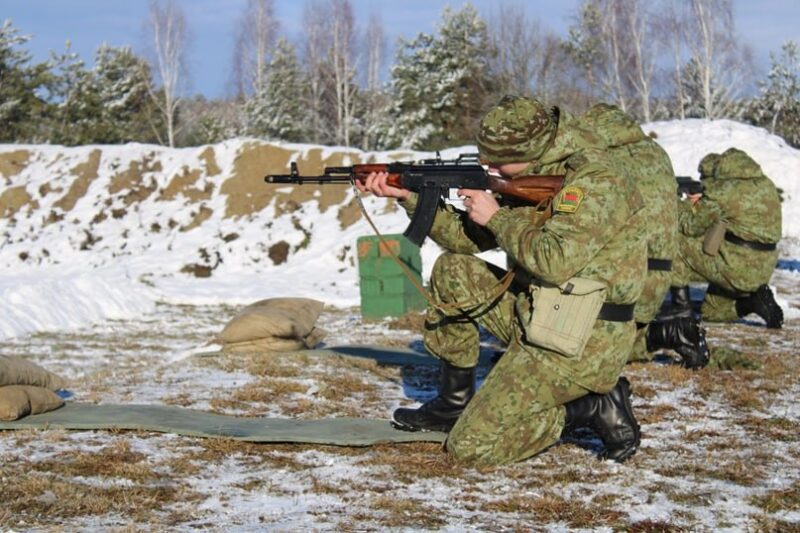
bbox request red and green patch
[555,186,584,213]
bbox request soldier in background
[578,104,709,369]
[357,96,645,465]
[670,148,783,328]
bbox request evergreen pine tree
[93,45,159,143]
[46,43,99,145]
[383,4,496,150]
[0,20,51,142]
[241,38,306,141]
[45,44,159,145]
[748,41,800,147]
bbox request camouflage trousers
[424,253,635,466]
[672,237,778,322]
[628,269,672,362]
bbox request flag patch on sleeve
[555,186,584,213]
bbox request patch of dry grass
[739,415,800,442]
[358,442,465,483]
[0,439,202,528]
[654,457,766,487]
[482,491,627,528]
[751,481,800,513]
[750,516,800,533]
[26,440,155,481]
[626,519,689,532]
[366,495,447,529]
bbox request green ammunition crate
[357,234,426,319]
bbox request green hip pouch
[703,220,728,256]
[515,277,607,357]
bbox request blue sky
[4,0,799,98]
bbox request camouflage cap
[698,152,721,180]
[477,95,558,164]
[715,148,764,180]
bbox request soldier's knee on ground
[445,407,565,466]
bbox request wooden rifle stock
[486,174,565,205]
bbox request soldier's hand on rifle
[459,189,499,226]
[355,171,410,200]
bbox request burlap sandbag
[0,385,64,421]
[218,298,326,344]
[221,327,326,355]
[0,356,67,390]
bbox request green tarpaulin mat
[0,403,446,445]
[196,344,495,367]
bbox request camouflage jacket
[578,104,678,263]
[402,112,647,305]
[679,148,782,245]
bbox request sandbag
[222,327,327,354]
[0,385,64,421]
[0,355,67,390]
[218,297,326,345]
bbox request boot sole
[390,414,453,433]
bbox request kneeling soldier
[672,148,783,329]
[358,96,646,465]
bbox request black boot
[736,284,784,329]
[563,377,641,463]
[646,317,710,369]
[663,285,694,319]
[391,361,475,433]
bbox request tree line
[1,0,798,150]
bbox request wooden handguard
[488,174,565,204]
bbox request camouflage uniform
[577,104,678,362]
[400,98,646,465]
[673,148,782,321]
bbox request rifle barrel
[265,174,352,184]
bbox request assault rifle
[676,176,704,196]
[265,153,564,246]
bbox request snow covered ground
[0,119,799,339]
[1,294,798,530]
[1,119,799,529]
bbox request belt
[724,232,777,251]
[647,258,673,271]
[598,302,635,322]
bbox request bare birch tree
[657,0,691,118]
[232,0,279,97]
[621,0,657,121]
[143,0,187,147]
[488,3,542,97]
[301,0,332,143]
[565,0,629,110]
[599,0,629,113]
[566,0,664,120]
[361,11,386,150]
[487,3,568,105]
[365,11,384,95]
[685,0,752,118]
[330,0,358,146]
